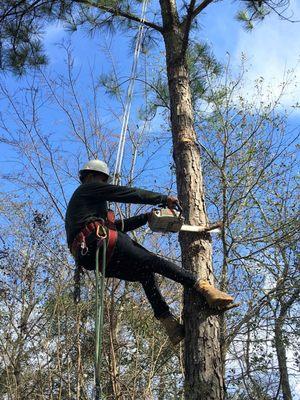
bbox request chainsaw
[148,205,222,234]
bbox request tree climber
[65,160,236,345]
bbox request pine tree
[0,1,293,398]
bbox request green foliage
[0,1,72,73]
[0,0,160,74]
[136,42,223,119]
[235,0,271,31]
[235,10,254,31]
[99,71,123,97]
[187,42,223,103]
[0,0,291,76]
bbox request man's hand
[167,196,180,210]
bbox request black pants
[78,231,197,319]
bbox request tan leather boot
[194,279,234,310]
[159,313,185,345]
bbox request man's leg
[106,235,174,317]
[106,234,185,344]
[141,274,169,319]
[107,232,235,310]
[108,232,197,286]
[141,273,185,345]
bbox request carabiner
[80,241,88,256]
[96,224,107,239]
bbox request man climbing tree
[1,0,293,398]
[65,159,236,345]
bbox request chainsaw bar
[180,224,221,233]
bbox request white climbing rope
[113,0,150,185]
[92,2,150,398]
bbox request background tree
[193,62,300,399]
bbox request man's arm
[81,182,169,206]
[115,214,149,232]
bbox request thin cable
[94,4,149,398]
[113,0,149,185]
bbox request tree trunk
[274,312,292,400]
[159,1,224,398]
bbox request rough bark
[159,1,224,398]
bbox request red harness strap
[106,209,118,264]
[106,209,116,229]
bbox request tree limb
[180,0,196,59]
[76,0,164,33]
[191,0,214,19]
[179,0,215,60]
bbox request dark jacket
[65,181,168,247]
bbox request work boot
[159,313,185,346]
[194,279,234,310]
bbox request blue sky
[34,0,300,108]
[1,0,299,218]
[1,0,299,199]
[39,0,300,163]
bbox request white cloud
[295,381,300,399]
[233,0,300,109]
[43,22,65,43]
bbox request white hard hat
[79,159,111,179]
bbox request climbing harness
[70,214,118,263]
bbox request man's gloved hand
[167,196,180,210]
